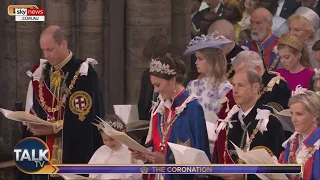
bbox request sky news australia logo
[8,5,45,22]
[14,137,50,173]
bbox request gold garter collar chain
[38,66,80,113]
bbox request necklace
[226,66,234,79]
[157,94,194,153]
[223,119,262,164]
[269,56,279,71]
[159,112,179,153]
[38,67,80,113]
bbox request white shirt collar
[238,105,254,126]
[240,105,255,117]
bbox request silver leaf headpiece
[149,58,176,75]
[93,116,125,132]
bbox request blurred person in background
[276,33,314,91]
[310,40,320,92]
[138,35,170,121]
[255,0,289,37]
[243,8,281,71]
[288,7,320,68]
[301,0,320,16]
[191,0,204,37]
[220,0,244,44]
[207,20,245,80]
[232,50,291,112]
[276,0,301,19]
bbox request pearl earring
[173,84,176,93]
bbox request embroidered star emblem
[176,138,191,147]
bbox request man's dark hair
[142,35,170,61]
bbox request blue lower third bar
[55,165,301,174]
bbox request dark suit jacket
[279,0,301,19]
[209,102,285,180]
[259,71,291,110]
[192,11,203,31]
[138,69,155,121]
[200,4,224,18]
[198,5,224,34]
[313,2,320,17]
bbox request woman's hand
[129,149,147,162]
[144,151,165,164]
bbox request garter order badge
[140,167,149,173]
[69,91,92,121]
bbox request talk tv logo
[14,137,50,173]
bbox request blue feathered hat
[183,33,234,55]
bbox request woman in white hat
[288,7,320,68]
[279,87,320,180]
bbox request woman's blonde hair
[288,15,315,39]
[289,91,320,126]
[197,48,227,88]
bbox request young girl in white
[89,114,143,180]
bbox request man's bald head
[207,19,235,41]
[41,25,67,45]
[251,8,273,23]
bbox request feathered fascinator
[183,33,234,55]
[292,85,308,96]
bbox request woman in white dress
[88,115,142,180]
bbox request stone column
[171,0,192,70]
[16,0,42,102]
[0,1,42,179]
[78,0,104,82]
[106,0,124,112]
[44,0,73,50]
[125,0,171,103]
